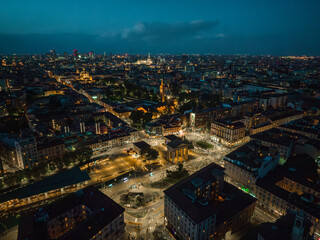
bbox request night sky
[1,0,320,55]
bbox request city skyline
[1,1,320,240]
[1,0,320,55]
[1,47,320,240]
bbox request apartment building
[211,119,246,147]
[164,163,257,240]
[18,186,125,240]
[224,140,279,193]
[37,138,65,162]
[254,155,320,237]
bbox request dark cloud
[1,0,319,55]
[0,20,319,55]
[0,33,96,54]
[0,20,221,54]
[119,20,220,42]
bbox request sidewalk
[1,226,18,240]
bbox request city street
[94,131,280,240]
[0,3,317,238]
[96,131,234,239]
[1,131,276,240]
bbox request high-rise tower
[73,49,79,59]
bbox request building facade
[83,130,138,155]
[224,141,279,193]
[224,142,320,238]
[37,138,65,162]
[0,167,90,212]
[211,120,246,147]
[164,163,257,240]
[18,186,125,240]
[15,135,38,169]
[166,141,189,163]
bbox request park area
[196,141,214,149]
[150,164,189,189]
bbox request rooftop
[133,141,151,150]
[251,129,293,147]
[213,118,245,129]
[256,154,320,218]
[0,167,90,204]
[252,211,311,240]
[164,134,182,142]
[225,140,277,172]
[37,138,65,150]
[164,163,257,225]
[18,186,124,240]
[280,117,320,137]
[267,108,303,122]
[166,140,187,149]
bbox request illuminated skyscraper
[73,49,79,58]
[89,51,94,59]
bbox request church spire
[160,78,165,103]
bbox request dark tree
[55,159,64,171]
[3,172,16,187]
[74,147,93,163]
[38,162,48,175]
[23,168,32,180]
[48,162,56,171]
[166,163,189,180]
[178,100,197,113]
[129,110,144,125]
[63,152,72,167]
[136,195,143,207]
[13,170,24,183]
[142,112,153,126]
[31,167,42,179]
[145,149,159,160]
